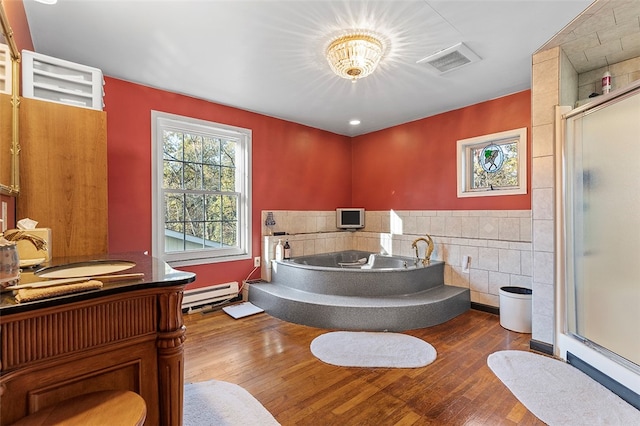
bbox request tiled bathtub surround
[261,210,532,307]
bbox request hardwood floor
[183,307,545,425]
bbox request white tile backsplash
[499,248,521,274]
[261,209,532,307]
[478,247,499,271]
[461,216,479,238]
[470,269,489,293]
[499,217,521,241]
[489,271,510,295]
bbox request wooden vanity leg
[157,289,186,426]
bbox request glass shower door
[564,86,640,368]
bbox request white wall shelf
[22,50,104,110]
[0,43,11,95]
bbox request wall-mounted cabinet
[18,97,108,258]
[22,50,104,110]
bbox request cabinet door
[18,97,108,257]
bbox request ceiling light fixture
[326,33,385,82]
[349,119,361,126]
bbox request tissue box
[7,228,52,262]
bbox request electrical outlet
[462,255,470,273]
[254,256,261,267]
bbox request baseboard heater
[182,281,239,310]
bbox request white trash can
[499,286,532,333]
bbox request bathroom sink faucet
[411,235,434,265]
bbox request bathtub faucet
[411,235,434,266]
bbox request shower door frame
[555,79,640,396]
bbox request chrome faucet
[411,235,434,266]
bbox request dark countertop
[0,252,196,315]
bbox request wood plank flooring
[183,307,545,425]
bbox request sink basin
[35,260,136,279]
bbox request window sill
[457,188,527,198]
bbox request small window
[456,127,527,198]
[152,111,252,266]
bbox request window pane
[222,221,237,247]
[185,194,205,222]
[185,221,205,249]
[164,193,184,223]
[163,160,183,189]
[222,195,237,221]
[183,134,202,163]
[206,221,222,248]
[203,137,221,165]
[221,166,235,191]
[164,193,184,253]
[205,194,222,220]
[221,139,236,167]
[163,131,183,161]
[183,162,203,190]
[165,222,184,252]
[471,141,519,190]
[203,164,221,191]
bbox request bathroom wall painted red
[104,77,352,287]
[351,90,531,210]
[3,0,34,52]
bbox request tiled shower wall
[532,47,640,346]
[578,56,640,102]
[261,210,532,307]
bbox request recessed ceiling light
[34,0,58,4]
[349,119,361,126]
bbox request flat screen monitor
[336,208,365,229]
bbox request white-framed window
[456,127,527,198]
[151,111,252,266]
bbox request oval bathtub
[271,250,445,297]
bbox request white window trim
[151,111,252,267]
[456,127,527,198]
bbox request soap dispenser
[275,239,284,261]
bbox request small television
[336,208,365,230]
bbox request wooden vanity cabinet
[0,254,195,425]
[17,97,108,257]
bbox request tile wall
[531,47,561,346]
[577,56,640,104]
[532,44,640,346]
[261,209,532,307]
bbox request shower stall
[558,79,640,400]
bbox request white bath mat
[310,331,437,368]
[488,350,640,425]
[222,302,264,319]
[183,379,279,426]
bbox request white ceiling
[22,0,593,136]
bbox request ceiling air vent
[416,42,481,74]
